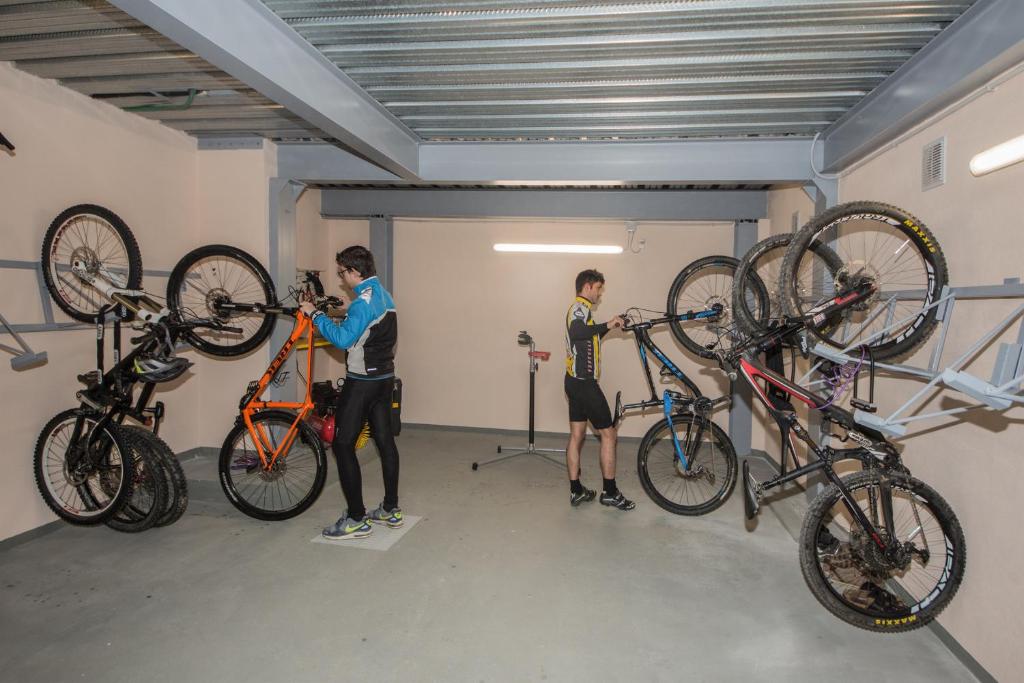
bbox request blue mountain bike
[615,305,737,515]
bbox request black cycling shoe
[570,486,597,507]
[599,491,636,510]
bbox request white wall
[835,66,1024,682]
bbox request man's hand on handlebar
[606,314,628,330]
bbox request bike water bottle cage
[133,353,192,383]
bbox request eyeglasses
[337,267,354,277]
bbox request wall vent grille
[922,137,946,191]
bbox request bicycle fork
[663,390,707,472]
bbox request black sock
[603,478,617,496]
[570,479,583,494]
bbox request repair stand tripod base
[472,444,566,471]
[472,330,565,472]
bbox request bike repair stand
[472,331,566,471]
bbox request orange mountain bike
[169,249,339,520]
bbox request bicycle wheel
[167,244,277,357]
[667,255,769,359]
[780,202,949,360]
[799,470,965,632]
[218,410,328,521]
[121,426,189,527]
[105,428,168,533]
[41,205,143,323]
[733,233,844,338]
[637,414,737,515]
[34,409,132,525]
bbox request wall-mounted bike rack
[0,258,179,371]
[799,279,1024,438]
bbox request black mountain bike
[712,202,963,632]
[35,207,277,528]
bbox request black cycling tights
[331,377,399,520]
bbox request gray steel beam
[730,219,759,457]
[281,139,815,185]
[278,144,403,184]
[369,216,395,293]
[108,0,421,179]
[268,179,304,402]
[322,189,766,221]
[821,0,1024,172]
[419,139,814,184]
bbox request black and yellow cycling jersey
[565,296,610,380]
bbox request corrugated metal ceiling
[266,0,976,141]
[0,0,977,144]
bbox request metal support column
[729,219,759,457]
[806,177,837,500]
[269,178,305,402]
[369,215,395,293]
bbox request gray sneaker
[368,503,404,528]
[322,514,372,540]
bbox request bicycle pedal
[742,460,761,520]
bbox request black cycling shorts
[565,375,613,429]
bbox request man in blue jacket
[300,246,401,540]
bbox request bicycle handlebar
[621,303,723,331]
[216,295,341,318]
[130,318,243,345]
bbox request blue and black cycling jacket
[311,276,397,380]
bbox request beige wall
[393,217,733,439]
[0,63,201,539]
[0,63,284,541]
[189,144,278,448]
[835,67,1024,681]
[294,192,369,383]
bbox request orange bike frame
[240,312,318,470]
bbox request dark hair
[575,269,605,294]
[336,246,376,278]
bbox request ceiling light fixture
[970,133,1024,176]
[493,243,623,254]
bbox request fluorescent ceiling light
[970,133,1024,176]
[494,243,623,254]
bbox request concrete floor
[0,427,976,682]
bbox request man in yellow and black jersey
[564,269,635,511]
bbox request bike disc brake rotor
[835,261,880,310]
[258,458,287,482]
[205,287,232,318]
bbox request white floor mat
[310,515,422,551]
